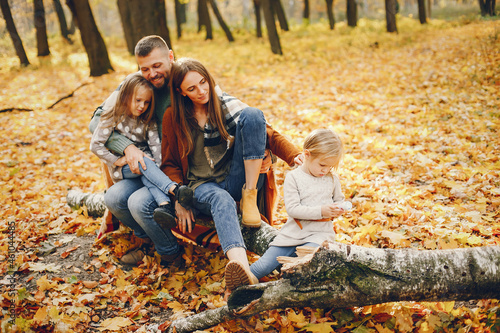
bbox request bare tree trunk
[480,0,497,15]
[418,0,427,23]
[198,0,213,40]
[117,0,173,55]
[156,0,173,50]
[346,0,357,27]
[34,0,50,56]
[66,0,113,76]
[325,0,335,29]
[208,0,234,42]
[254,0,262,38]
[303,0,310,20]
[166,243,500,333]
[174,0,187,38]
[52,0,71,42]
[426,0,431,17]
[272,0,289,31]
[261,0,282,55]
[116,0,134,54]
[385,0,398,32]
[0,0,30,66]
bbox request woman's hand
[175,201,195,233]
[321,204,344,219]
[294,153,305,166]
[260,149,272,173]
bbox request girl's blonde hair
[170,58,229,158]
[101,73,156,127]
[304,129,344,170]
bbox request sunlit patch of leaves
[0,18,499,333]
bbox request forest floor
[1,17,499,332]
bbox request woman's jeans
[121,157,175,206]
[193,107,267,254]
[250,242,319,279]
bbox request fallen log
[165,242,500,333]
[66,190,278,256]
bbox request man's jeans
[104,179,181,256]
[250,242,319,279]
[104,107,266,256]
[121,157,175,206]
[193,107,267,253]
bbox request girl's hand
[175,201,195,233]
[321,204,344,219]
[114,156,128,167]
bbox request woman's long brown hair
[170,58,229,158]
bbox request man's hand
[124,145,146,174]
[175,201,195,233]
[294,153,305,166]
[260,149,272,173]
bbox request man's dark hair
[134,35,169,57]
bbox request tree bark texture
[67,0,113,76]
[34,0,50,56]
[208,0,234,42]
[117,0,173,55]
[66,190,278,256]
[253,0,263,38]
[167,243,500,333]
[272,0,289,31]
[52,0,71,42]
[385,0,398,33]
[67,190,107,217]
[0,0,30,66]
[198,0,213,40]
[174,0,187,38]
[325,0,335,29]
[479,0,497,15]
[261,0,282,55]
[418,0,427,23]
[347,0,357,27]
[303,0,310,19]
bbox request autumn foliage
[0,18,499,332]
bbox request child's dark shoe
[173,185,194,209]
[153,203,177,230]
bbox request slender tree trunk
[156,0,172,50]
[325,0,335,29]
[208,0,234,41]
[272,0,289,31]
[117,0,173,55]
[198,0,213,40]
[426,0,431,17]
[385,0,398,32]
[303,0,310,20]
[254,0,262,38]
[418,0,427,23]
[34,0,50,56]
[116,0,134,55]
[52,0,71,42]
[261,0,282,55]
[174,0,187,38]
[0,0,30,66]
[166,244,500,333]
[66,0,113,76]
[346,0,357,27]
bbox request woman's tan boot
[241,185,262,227]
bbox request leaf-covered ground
[1,18,499,332]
